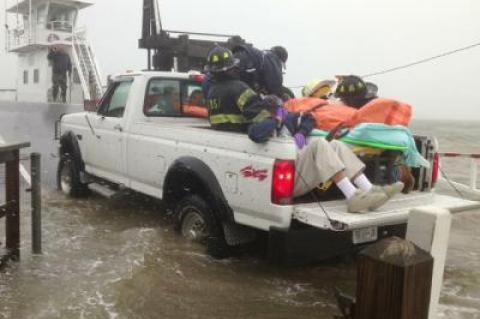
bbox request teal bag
[310,123,430,168]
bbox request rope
[363,40,480,78]
[440,167,466,199]
[295,170,336,226]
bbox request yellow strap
[352,146,383,156]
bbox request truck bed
[294,192,480,231]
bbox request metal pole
[4,0,7,52]
[31,153,42,254]
[147,49,151,70]
[470,158,478,190]
[28,0,32,44]
[154,0,162,31]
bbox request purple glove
[293,133,306,149]
[275,107,288,123]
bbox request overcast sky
[2,0,480,120]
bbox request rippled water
[0,119,479,319]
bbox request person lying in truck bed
[205,46,403,213]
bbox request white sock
[336,177,357,199]
[354,174,373,192]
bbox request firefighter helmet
[205,46,239,73]
[302,79,336,98]
[335,75,368,99]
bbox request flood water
[0,119,479,319]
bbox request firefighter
[47,46,72,103]
[232,44,289,99]
[205,46,272,132]
[205,46,402,213]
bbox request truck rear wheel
[175,195,228,258]
[57,154,89,197]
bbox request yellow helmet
[302,79,336,98]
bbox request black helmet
[335,75,367,99]
[271,46,288,63]
[205,46,239,73]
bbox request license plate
[352,227,378,244]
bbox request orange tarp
[284,97,412,130]
[348,98,412,127]
[284,97,328,113]
[312,104,357,130]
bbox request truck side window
[144,79,181,117]
[181,81,208,118]
[98,80,133,118]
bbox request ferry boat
[0,0,103,104]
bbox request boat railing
[6,21,75,51]
[438,152,480,201]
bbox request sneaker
[373,182,405,198]
[347,190,389,213]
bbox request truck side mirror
[84,99,99,112]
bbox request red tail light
[272,160,295,205]
[190,74,205,82]
[431,152,440,187]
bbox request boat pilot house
[5,0,103,104]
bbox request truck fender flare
[163,156,234,223]
[59,131,85,173]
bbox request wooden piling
[0,141,30,265]
[354,236,434,319]
[5,149,20,259]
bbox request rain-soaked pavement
[0,101,479,319]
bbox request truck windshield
[98,80,133,118]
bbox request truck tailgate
[294,193,480,231]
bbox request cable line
[362,40,480,78]
[286,40,480,89]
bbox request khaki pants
[294,139,365,197]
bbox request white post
[470,158,478,190]
[406,206,452,319]
[173,56,178,72]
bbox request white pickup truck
[56,70,478,263]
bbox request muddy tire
[175,195,229,258]
[57,154,89,197]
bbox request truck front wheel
[57,154,89,197]
[175,195,228,257]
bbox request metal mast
[139,0,248,72]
